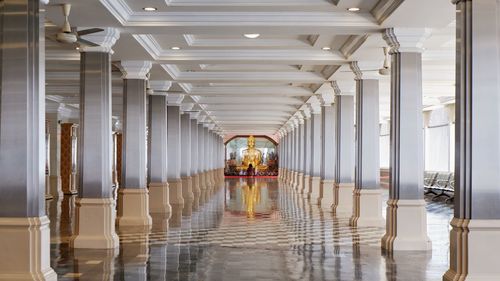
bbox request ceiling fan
[48,4,103,47]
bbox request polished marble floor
[47,178,453,281]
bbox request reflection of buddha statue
[241,136,267,171]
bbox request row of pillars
[280,1,500,279]
[0,1,225,279]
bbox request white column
[308,98,322,202]
[381,28,432,251]
[167,95,185,206]
[319,90,336,209]
[181,112,194,204]
[445,1,500,279]
[303,109,312,196]
[190,116,201,208]
[0,1,57,278]
[332,81,355,217]
[296,116,305,192]
[46,103,64,199]
[71,28,120,250]
[147,81,172,217]
[116,60,153,228]
[198,123,207,202]
[349,62,384,227]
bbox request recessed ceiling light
[243,33,260,39]
[143,7,157,11]
[75,46,80,50]
[347,7,360,12]
[322,47,331,50]
[171,46,181,50]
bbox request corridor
[49,178,452,281]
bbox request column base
[381,199,432,251]
[333,182,354,217]
[0,216,57,281]
[116,188,152,227]
[219,168,225,184]
[49,175,63,199]
[71,198,120,249]
[303,174,311,196]
[443,218,500,281]
[181,176,194,202]
[319,179,335,210]
[168,179,184,206]
[297,172,304,193]
[148,182,171,215]
[350,188,384,227]
[309,176,321,201]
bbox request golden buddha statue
[241,135,265,170]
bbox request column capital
[181,103,194,112]
[300,105,311,120]
[149,81,172,94]
[79,27,120,54]
[349,61,382,80]
[332,80,355,96]
[306,95,322,114]
[118,61,152,80]
[293,113,304,125]
[166,94,184,105]
[189,111,201,119]
[383,28,432,53]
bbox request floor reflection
[49,178,452,281]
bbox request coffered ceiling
[43,0,456,136]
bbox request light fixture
[243,33,260,39]
[347,7,360,12]
[143,7,157,11]
[171,46,181,50]
[322,46,331,50]
[75,46,80,50]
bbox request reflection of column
[333,84,355,217]
[148,92,171,224]
[349,63,384,227]
[308,99,322,202]
[381,28,432,251]
[46,104,64,199]
[116,61,152,228]
[319,91,335,209]
[190,118,201,209]
[71,28,120,249]
[167,96,185,207]
[445,1,500,279]
[0,2,57,278]
[181,113,194,206]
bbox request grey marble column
[349,63,384,227]
[0,1,57,278]
[308,100,322,202]
[181,113,194,204]
[445,1,500,279]
[167,98,184,206]
[333,90,355,216]
[207,130,214,188]
[319,92,336,209]
[147,93,171,216]
[116,61,152,227]
[190,118,201,208]
[71,28,120,250]
[381,28,432,252]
